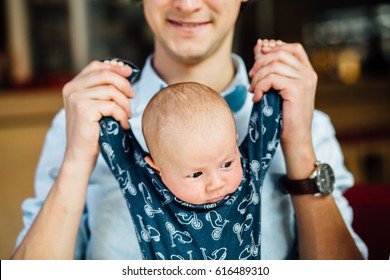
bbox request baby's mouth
[208,195,226,203]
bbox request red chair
[344,184,390,259]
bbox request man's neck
[152,48,236,94]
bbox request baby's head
[142,82,243,204]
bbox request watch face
[316,163,335,195]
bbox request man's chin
[170,50,209,65]
[167,43,213,63]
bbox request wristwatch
[280,161,335,196]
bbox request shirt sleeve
[312,110,369,259]
[14,109,89,259]
[260,109,369,259]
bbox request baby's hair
[142,82,235,162]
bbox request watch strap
[279,176,317,195]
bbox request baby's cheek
[175,189,204,205]
[232,167,244,190]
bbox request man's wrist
[55,159,91,213]
[281,141,316,180]
[280,161,335,196]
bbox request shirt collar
[134,53,250,112]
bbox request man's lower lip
[168,21,208,32]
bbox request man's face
[143,0,246,64]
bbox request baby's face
[155,123,243,205]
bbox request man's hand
[249,39,318,179]
[62,59,136,174]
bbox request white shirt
[16,54,368,259]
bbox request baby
[99,81,282,260]
[142,82,243,205]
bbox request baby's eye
[189,172,203,178]
[221,162,232,169]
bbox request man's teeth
[177,22,203,27]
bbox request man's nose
[173,0,203,13]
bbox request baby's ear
[144,156,161,175]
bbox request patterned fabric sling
[98,60,282,260]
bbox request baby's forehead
[149,122,237,172]
[160,110,237,148]
[143,82,236,153]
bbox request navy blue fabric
[99,88,282,260]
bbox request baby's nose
[206,174,224,192]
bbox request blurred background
[0,0,389,259]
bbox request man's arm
[292,194,363,259]
[11,158,89,259]
[11,60,135,259]
[282,119,363,259]
[250,39,363,259]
